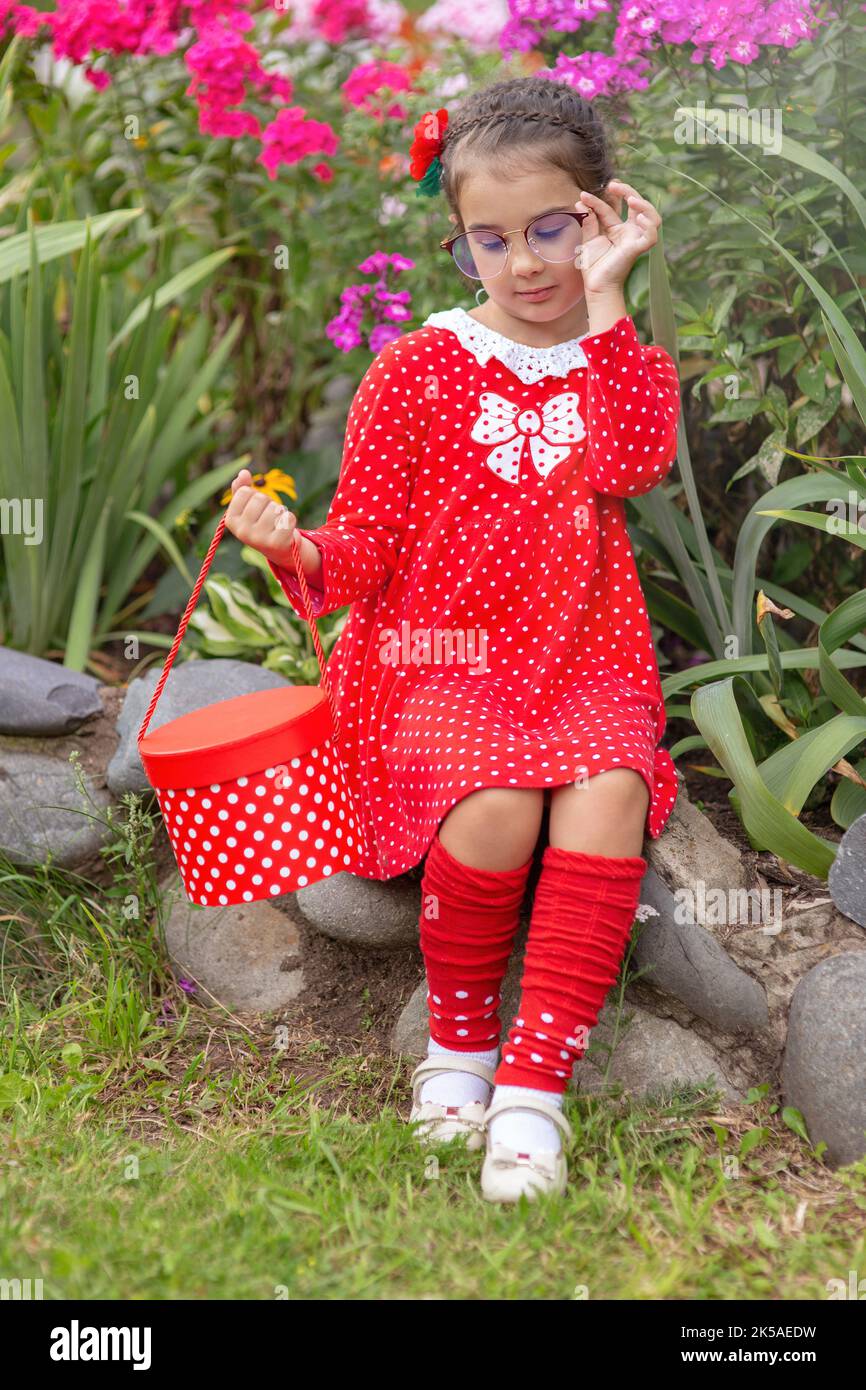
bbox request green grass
[1,791,865,1300]
[3,1071,865,1300]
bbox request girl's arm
[580,312,681,500]
[270,336,422,617]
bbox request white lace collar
[423,307,589,385]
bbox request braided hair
[439,77,615,222]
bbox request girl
[224,76,681,1204]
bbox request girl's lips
[516,286,556,298]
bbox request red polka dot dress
[269,309,681,880]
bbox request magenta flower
[368,322,403,352]
[311,0,371,43]
[501,0,823,73]
[342,60,412,119]
[327,253,415,355]
[539,50,649,99]
[258,105,340,180]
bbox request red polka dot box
[137,515,369,907]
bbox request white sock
[487,1084,564,1155]
[420,1038,499,1108]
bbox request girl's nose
[509,237,544,276]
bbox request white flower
[634,904,660,923]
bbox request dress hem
[355,755,678,883]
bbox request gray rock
[631,866,768,1033]
[781,952,866,1167]
[0,740,112,868]
[108,659,290,797]
[571,1003,745,1103]
[294,868,421,947]
[648,784,751,900]
[0,646,102,735]
[161,871,304,1012]
[828,813,866,929]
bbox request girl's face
[451,162,589,327]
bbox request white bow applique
[470,391,586,485]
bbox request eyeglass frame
[439,209,592,279]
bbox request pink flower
[313,162,334,181]
[6,4,47,39]
[327,252,415,354]
[501,0,824,73]
[258,106,340,179]
[369,322,403,352]
[312,0,370,43]
[185,19,292,141]
[84,65,112,89]
[342,60,412,119]
[539,49,649,99]
[416,0,510,52]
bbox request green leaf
[777,338,808,377]
[204,575,273,646]
[781,1106,810,1142]
[125,510,194,587]
[731,429,788,487]
[0,210,142,284]
[795,385,843,446]
[61,1042,84,1069]
[707,395,763,425]
[739,1126,769,1157]
[65,500,110,673]
[795,359,826,404]
[108,247,237,353]
[690,676,838,876]
[0,1071,34,1109]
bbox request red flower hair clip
[409,108,448,197]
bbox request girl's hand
[572,180,661,297]
[224,468,321,579]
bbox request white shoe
[408,1055,496,1151]
[480,1092,573,1202]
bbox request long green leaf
[691,676,838,876]
[647,236,730,646]
[108,248,237,352]
[733,473,858,656]
[124,510,194,586]
[756,714,866,815]
[661,646,866,699]
[0,210,142,283]
[65,500,110,672]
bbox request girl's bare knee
[438,786,544,871]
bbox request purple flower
[368,322,403,352]
[503,0,823,73]
[329,250,414,355]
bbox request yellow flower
[219,469,298,507]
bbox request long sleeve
[268,335,424,617]
[580,314,680,498]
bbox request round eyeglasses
[439,210,591,281]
